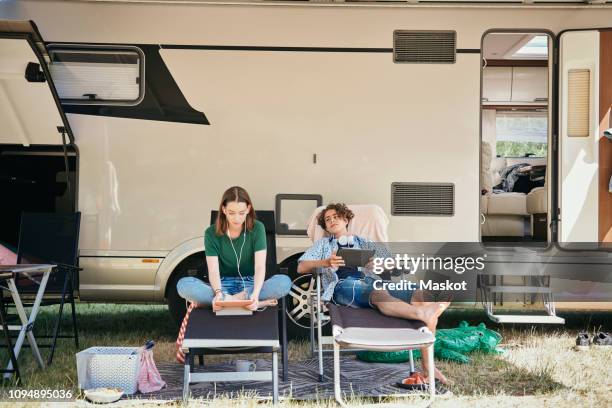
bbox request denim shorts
[176,275,292,306]
[332,276,413,309]
[220,276,254,295]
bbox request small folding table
[0,264,55,381]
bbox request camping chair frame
[189,294,289,381]
[309,269,435,406]
[181,296,288,404]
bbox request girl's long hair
[215,186,256,235]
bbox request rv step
[488,314,565,324]
[485,286,552,294]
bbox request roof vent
[391,182,454,216]
[393,30,456,64]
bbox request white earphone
[228,222,247,290]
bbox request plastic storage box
[76,347,141,394]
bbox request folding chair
[1,212,81,365]
[0,264,56,381]
[0,271,21,384]
[304,205,437,406]
[180,210,288,403]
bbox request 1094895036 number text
[3,389,74,401]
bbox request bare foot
[423,367,449,385]
[431,367,449,385]
[415,302,448,329]
[246,298,278,311]
[258,298,278,307]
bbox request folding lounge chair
[304,205,437,405]
[180,210,288,403]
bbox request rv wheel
[281,254,331,340]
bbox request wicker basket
[76,346,141,395]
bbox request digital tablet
[214,299,253,308]
[336,248,376,268]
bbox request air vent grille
[393,31,456,64]
[391,183,454,216]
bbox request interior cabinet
[482,66,548,104]
[482,67,512,102]
[511,67,548,102]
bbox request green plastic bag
[356,321,503,364]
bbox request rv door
[556,29,612,244]
[0,20,74,146]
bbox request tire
[281,254,331,340]
[166,254,208,325]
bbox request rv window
[495,111,547,158]
[275,194,323,236]
[48,47,143,104]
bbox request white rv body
[0,1,610,304]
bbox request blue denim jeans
[176,275,292,306]
[332,276,413,309]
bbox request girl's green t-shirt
[204,220,267,277]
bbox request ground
[0,304,609,407]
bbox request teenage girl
[177,186,291,311]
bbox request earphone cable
[228,225,247,296]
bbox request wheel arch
[155,237,205,299]
[278,252,304,269]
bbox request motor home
[0,0,610,335]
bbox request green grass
[0,303,610,407]
[0,303,176,391]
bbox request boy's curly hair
[317,203,354,231]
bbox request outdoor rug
[127,356,445,401]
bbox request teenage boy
[297,203,449,385]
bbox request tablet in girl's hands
[214,299,253,308]
[213,299,255,315]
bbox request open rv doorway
[480,31,553,244]
[0,21,78,254]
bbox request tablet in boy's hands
[336,248,376,268]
